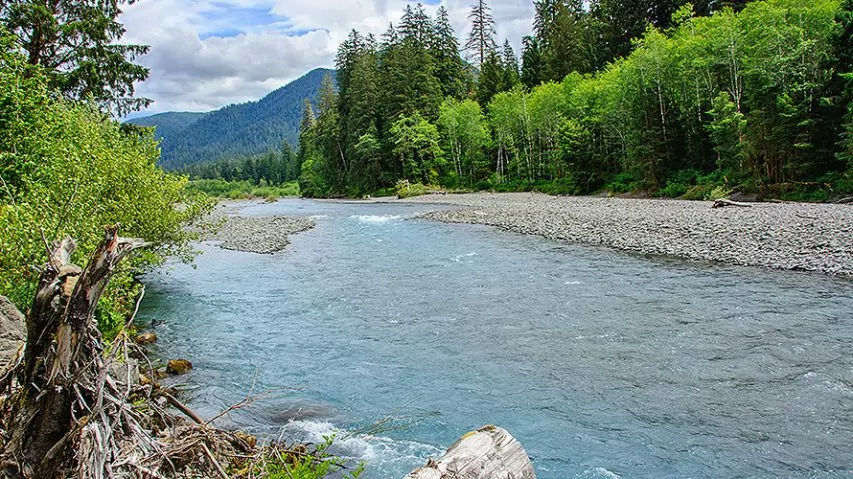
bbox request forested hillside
[144,68,331,169]
[128,111,206,142]
[297,0,853,201]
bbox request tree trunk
[2,226,146,478]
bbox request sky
[120,0,535,117]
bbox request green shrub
[259,436,364,479]
[395,180,429,198]
[605,172,643,194]
[0,34,212,329]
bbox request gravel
[403,193,853,277]
[212,215,315,254]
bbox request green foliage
[185,179,299,199]
[389,113,444,184]
[605,172,644,194]
[395,180,430,198]
[0,34,212,325]
[259,436,364,479]
[1,0,151,115]
[296,0,852,201]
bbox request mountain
[130,68,332,169]
[129,112,206,143]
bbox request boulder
[134,332,157,345]
[404,425,536,479]
[0,296,25,367]
[166,359,193,375]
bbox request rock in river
[166,359,193,375]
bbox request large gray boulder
[0,296,25,367]
[404,425,536,479]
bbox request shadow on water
[139,199,853,479]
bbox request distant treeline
[291,0,852,200]
[180,144,300,186]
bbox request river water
[138,199,853,479]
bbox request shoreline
[201,201,316,254]
[400,193,853,277]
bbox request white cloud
[121,0,534,115]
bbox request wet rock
[134,332,157,345]
[234,431,257,449]
[166,359,193,375]
[0,296,25,366]
[405,425,535,479]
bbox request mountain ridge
[130,67,333,169]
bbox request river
[138,199,853,479]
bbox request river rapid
[138,199,853,479]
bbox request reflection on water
[139,199,853,479]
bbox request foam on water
[282,420,442,475]
[578,467,622,479]
[349,214,407,224]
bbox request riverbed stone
[134,332,157,345]
[166,359,193,375]
[407,193,853,277]
[0,296,25,366]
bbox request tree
[477,48,504,107]
[464,0,497,67]
[438,98,489,182]
[390,113,444,183]
[501,40,521,90]
[432,6,470,99]
[521,36,545,89]
[1,0,151,115]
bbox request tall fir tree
[432,6,471,99]
[501,40,521,90]
[521,36,545,89]
[464,0,497,67]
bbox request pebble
[404,193,853,277]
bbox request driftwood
[836,196,853,204]
[404,425,536,479]
[711,198,753,209]
[1,226,149,478]
[0,225,362,479]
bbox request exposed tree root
[0,226,325,479]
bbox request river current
[138,199,853,479]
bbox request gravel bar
[212,216,315,254]
[403,193,853,277]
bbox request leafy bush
[395,180,429,198]
[605,172,643,194]
[0,33,212,328]
[259,436,364,479]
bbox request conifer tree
[521,36,545,89]
[501,40,521,90]
[432,6,470,99]
[1,0,150,115]
[464,0,497,67]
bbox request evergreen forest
[288,0,853,201]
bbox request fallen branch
[711,198,753,209]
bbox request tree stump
[0,226,147,478]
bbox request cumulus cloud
[121,0,534,116]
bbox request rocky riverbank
[212,215,315,254]
[403,193,853,277]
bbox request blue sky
[121,0,534,115]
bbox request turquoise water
[139,199,853,479]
